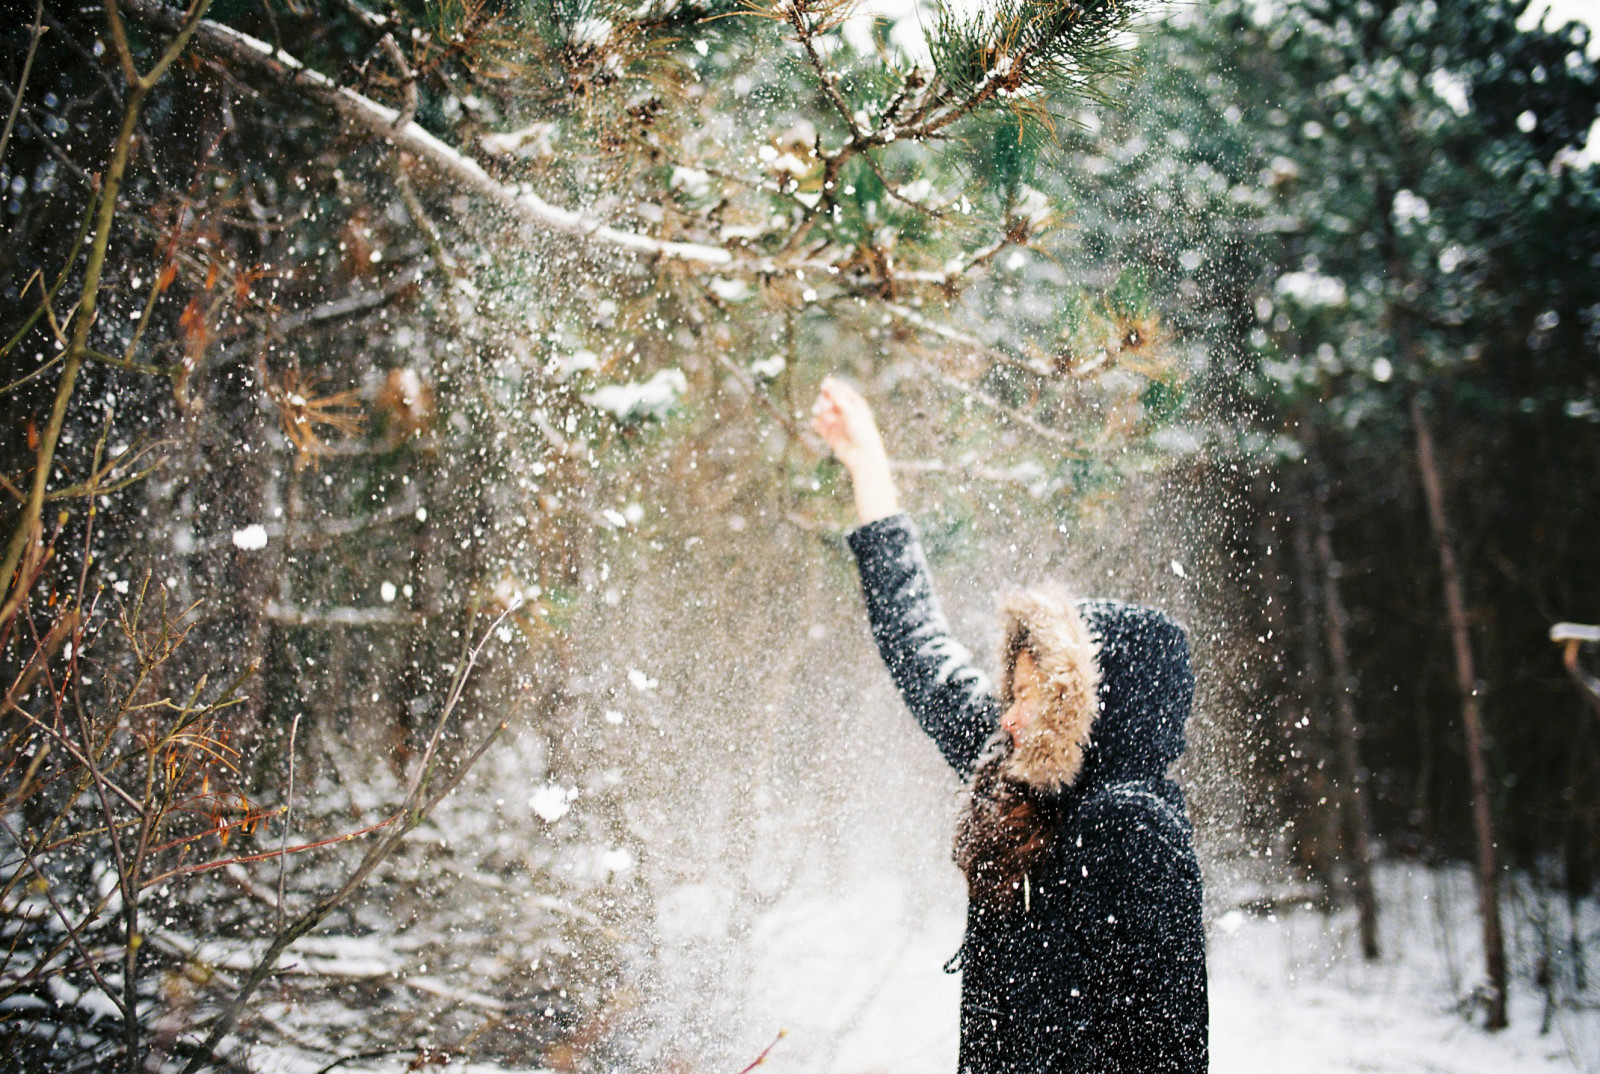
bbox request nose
[1000,705,1021,740]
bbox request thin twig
[788,3,860,140]
[933,371,1084,451]
[139,814,396,888]
[712,349,822,451]
[173,605,518,1074]
[277,714,299,935]
[0,0,218,628]
[104,0,140,84]
[735,1029,787,1074]
[0,814,132,1024]
[0,174,99,368]
[6,701,146,813]
[335,0,419,128]
[0,81,95,191]
[0,0,47,167]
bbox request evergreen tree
[0,0,1190,1066]
[1067,0,1600,1027]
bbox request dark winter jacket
[848,514,1208,1074]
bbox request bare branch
[0,814,132,1024]
[0,186,100,368]
[933,370,1083,451]
[105,0,141,84]
[276,713,300,935]
[262,601,421,627]
[0,0,46,166]
[4,700,146,814]
[0,18,184,625]
[882,300,1053,377]
[122,0,733,265]
[138,0,218,90]
[890,456,1054,488]
[172,607,516,1074]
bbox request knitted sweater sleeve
[846,513,1001,777]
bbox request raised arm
[846,515,1001,775]
[812,377,1000,775]
[810,376,900,526]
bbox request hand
[811,375,888,474]
[811,375,900,525]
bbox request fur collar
[996,588,1100,792]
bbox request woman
[812,376,1208,1074]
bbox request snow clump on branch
[1275,270,1348,308]
[581,368,688,423]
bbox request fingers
[816,378,872,433]
[811,377,848,434]
[812,375,881,465]
[810,386,841,427]
[818,375,865,411]
[811,380,838,417]
[810,400,844,450]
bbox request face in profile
[1001,647,1046,747]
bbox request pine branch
[120,0,735,265]
[925,0,1143,129]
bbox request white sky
[1520,0,1600,49]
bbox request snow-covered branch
[932,371,1085,450]
[124,0,1057,320]
[883,301,1053,378]
[123,0,732,266]
[263,601,419,627]
[891,456,1056,490]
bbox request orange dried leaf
[178,297,204,336]
[270,367,367,468]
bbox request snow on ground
[738,863,1587,1074]
[1208,901,1574,1073]
[249,859,1595,1073]
[742,874,964,1073]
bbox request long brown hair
[955,594,1096,909]
[953,744,1062,910]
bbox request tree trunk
[1311,488,1381,961]
[1411,393,1508,1029]
[1290,507,1343,892]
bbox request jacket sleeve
[1054,789,1209,1074]
[846,513,1001,777]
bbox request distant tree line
[1073,0,1599,1029]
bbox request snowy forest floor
[247,859,1600,1074]
[735,862,1589,1074]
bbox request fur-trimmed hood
[996,588,1100,791]
[997,594,1194,792]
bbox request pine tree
[0,0,1193,1066]
[1066,0,1600,1028]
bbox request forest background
[1,0,1598,1069]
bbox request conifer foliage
[0,0,1171,1068]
